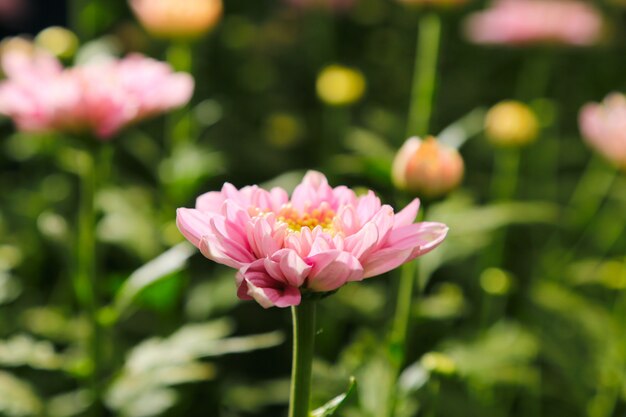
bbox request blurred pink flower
[579,93,626,170]
[0,51,193,139]
[177,171,448,308]
[464,0,603,47]
[130,0,223,40]
[285,0,357,13]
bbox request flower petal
[307,250,363,291]
[176,208,213,248]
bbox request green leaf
[113,242,196,319]
[0,334,64,370]
[0,371,43,416]
[311,377,357,417]
[438,107,487,149]
[106,320,284,417]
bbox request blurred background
[1,0,626,416]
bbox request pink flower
[177,171,448,308]
[579,93,626,170]
[463,0,603,47]
[0,51,194,139]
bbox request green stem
[166,41,194,153]
[73,143,109,414]
[491,147,521,202]
[480,148,520,270]
[289,299,317,417]
[407,12,442,139]
[566,155,618,228]
[390,260,418,354]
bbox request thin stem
[480,148,521,270]
[407,12,442,139]
[390,260,418,355]
[491,147,521,202]
[566,155,618,228]
[166,41,194,153]
[289,299,317,417]
[73,146,103,414]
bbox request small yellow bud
[35,27,79,59]
[480,268,513,296]
[316,65,366,106]
[392,136,464,198]
[485,100,539,147]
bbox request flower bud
[316,65,366,106]
[579,93,626,171]
[130,0,223,40]
[485,100,539,147]
[35,27,79,60]
[392,136,464,198]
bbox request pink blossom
[0,51,194,139]
[463,0,603,47]
[177,171,448,308]
[579,93,626,170]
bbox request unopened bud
[485,100,539,147]
[316,65,366,106]
[392,136,464,198]
[35,27,79,59]
[130,0,223,40]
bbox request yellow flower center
[277,204,336,233]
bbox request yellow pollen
[277,204,336,233]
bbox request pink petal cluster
[0,51,194,139]
[579,93,626,170]
[463,0,603,47]
[177,171,448,308]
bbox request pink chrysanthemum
[463,0,603,47]
[0,50,194,139]
[579,93,626,170]
[177,171,448,308]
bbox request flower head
[177,171,448,308]
[463,0,603,47]
[0,51,194,139]
[579,93,626,170]
[130,0,223,40]
[392,137,464,198]
[485,100,539,147]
